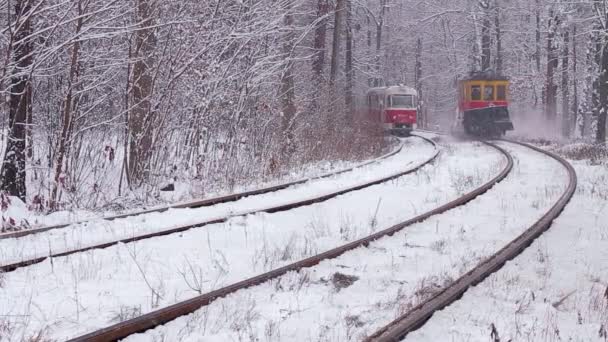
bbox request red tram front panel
[385,109,417,125]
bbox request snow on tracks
[0,137,405,240]
[370,140,577,342]
[64,140,510,341]
[105,139,573,342]
[406,146,604,342]
[0,136,436,273]
[0,135,443,341]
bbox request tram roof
[366,85,417,96]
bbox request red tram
[366,86,418,136]
[454,72,514,137]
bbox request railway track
[366,139,577,342]
[0,139,406,241]
[1,135,439,273]
[65,140,513,342]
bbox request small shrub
[331,272,359,292]
[110,305,142,323]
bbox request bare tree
[345,0,354,114]
[330,0,345,85]
[595,0,608,143]
[415,37,424,127]
[480,0,492,72]
[312,0,330,79]
[1,0,33,201]
[280,0,297,157]
[571,25,579,136]
[128,0,158,184]
[495,3,503,74]
[561,27,570,138]
[545,7,559,122]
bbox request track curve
[1,136,439,273]
[65,140,513,342]
[366,139,577,342]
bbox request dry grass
[110,305,142,323]
[553,142,608,163]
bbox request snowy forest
[1,0,607,213]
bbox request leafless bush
[345,315,365,340]
[554,142,608,163]
[0,319,13,337]
[177,256,209,295]
[413,274,453,304]
[339,214,360,241]
[330,272,359,292]
[429,238,448,254]
[306,214,330,239]
[264,319,281,342]
[110,305,143,323]
[490,323,501,342]
[449,168,478,194]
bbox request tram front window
[471,85,482,101]
[390,95,415,108]
[484,85,495,101]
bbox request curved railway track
[65,140,513,342]
[366,139,577,342]
[0,139,406,241]
[1,135,439,273]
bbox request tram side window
[471,85,482,101]
[368,95,377,108]
[484,85,494,101]
[497,85,507,101]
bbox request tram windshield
[389,95,416,108]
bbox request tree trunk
[415,37,424,128]
[329,0,345,85]
[598,39,608,143]
[1,0,33,201]
[495,4,502,74]
[545,8,558,122]
[25,81,33,159]
[481,17,491,72]
[373,0,387,86]
[561,28,570,138]
[51,2,84,208]
[535,0,541,73]
[129,0,158,184]
[596,1,608,143]
[572,25,579,136]
[345,0,354,114]
[588,28,601,139]
[312,0,329,79]
[280,0,296,156]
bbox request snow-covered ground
[0,138,502,341]
[0,137,432,266]
[118,141,568,342]
[18,140,400,229]
[406,150,608,342]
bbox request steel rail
[0,139,405,241]
[366,140,577,342]
[1,136,439,273]
[66,140,513,342]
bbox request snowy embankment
[406,151,608,342]
[21,139,399,229]
[0,137,429,266]
[119,142,567,342]
[0,138,500,341]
